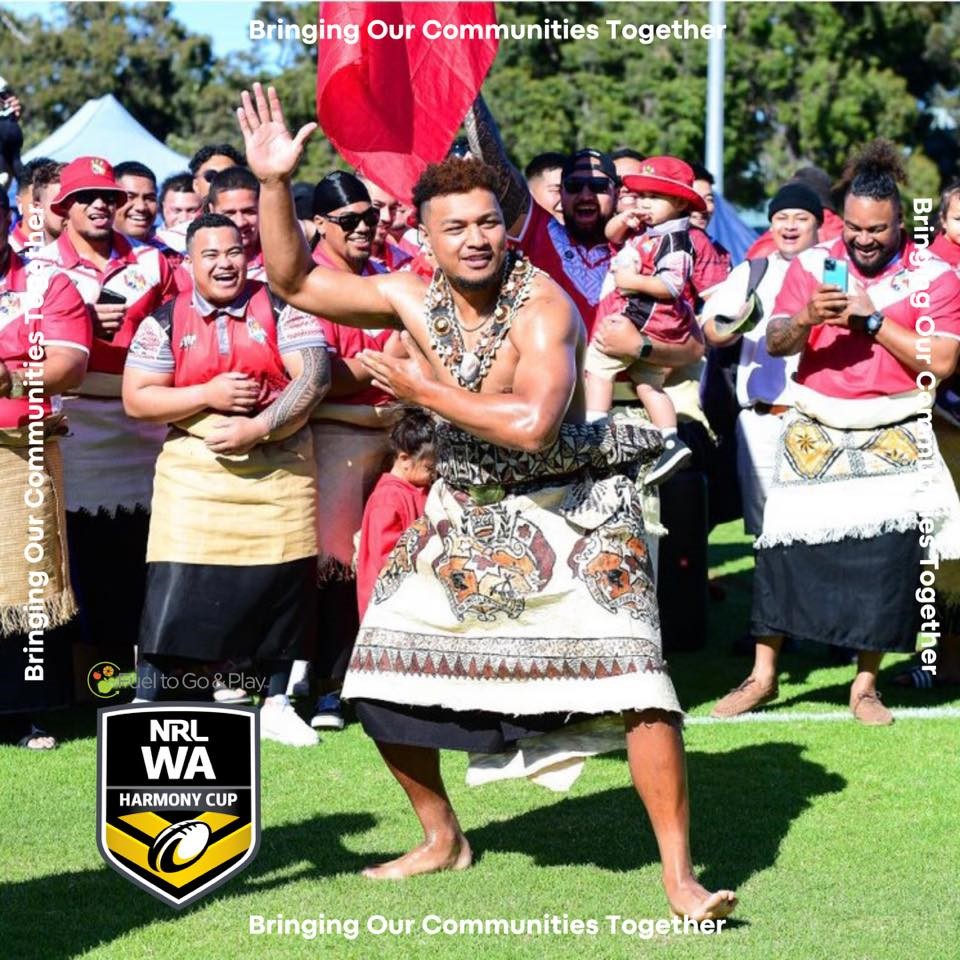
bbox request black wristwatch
[864,311,884,337]
[637,336,653,359]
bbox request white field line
[687,706,960,724]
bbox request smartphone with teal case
[822,257,849,292]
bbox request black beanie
[768,183,823,224]
[312,171,370,216]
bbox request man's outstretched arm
[464,94,530,236]
[237,83,404,328]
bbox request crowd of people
[2,79,960,920]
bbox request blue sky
[6,1,290,59]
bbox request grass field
[2,521,959,960]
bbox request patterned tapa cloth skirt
[0,434,76,713]
[752,397,960,652]
[139,421,318,662]
[342,417,681,769]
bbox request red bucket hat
[621,156,707,213]
[50,156,128,215]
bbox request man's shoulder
[515,269,582,338]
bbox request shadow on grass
[4,743,843,955]
[2,812,383,960]
[468,742,845,894]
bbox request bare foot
[666,876,737,921]
[362,833,472,880]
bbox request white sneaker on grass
[260,697,319,746]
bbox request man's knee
[624,708,683,731]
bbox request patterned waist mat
[434,417,662,489]
[444,468,590,505]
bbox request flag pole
[705,0,725,194]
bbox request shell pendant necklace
[425,251,537,392]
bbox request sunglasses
[562,176,614,195]
[73,189,121,206]
[324,207,379,233]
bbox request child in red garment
[584,156,706,485]
[355,408,437,621]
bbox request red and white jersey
[311,246,393,406]
[0,250,92,427]
[771,235,960,399]
[32,231,177,378]
[126,281,327,414]
[515,201,613,337]
[689,227,731,302]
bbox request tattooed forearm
[259,346,330,434]
[464,94,530,229]
[765,311,812,357]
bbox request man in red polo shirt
[0,185,91,748]
[712,141,960,726]
[123,212,330,745]
[32,155,177,669]
[306,171,401,730]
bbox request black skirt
[751,530,921,652]
[138,557,316,662]
[353,699,596,753]
[66,507,150,655]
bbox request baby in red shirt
[585,156,705,485]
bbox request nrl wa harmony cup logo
[96,704,260,909]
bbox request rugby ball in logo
[148,820,212,873]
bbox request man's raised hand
[236,83,317,183]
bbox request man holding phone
[32,156,177,669]
[711,141,960,724]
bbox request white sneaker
[260,700,319,747]
[212,683,251,704]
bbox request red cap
[50,156,128,215]
[622,156,706,213]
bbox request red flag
[316,2,499,202]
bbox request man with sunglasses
[32,156,177,673]
[306,171,403,732]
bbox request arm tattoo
[765,312,811,357]
[464,94,530,228]
[260,346,330,434]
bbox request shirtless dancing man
[237,84,735,922]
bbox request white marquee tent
[23,93,190,183]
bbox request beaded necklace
[424,251,537,392]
